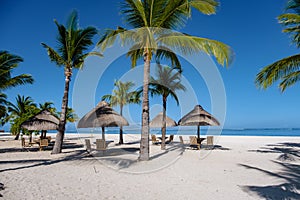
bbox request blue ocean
[63,127,300,137]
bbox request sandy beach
[1,133,300,200]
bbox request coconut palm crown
[256,0,300,91]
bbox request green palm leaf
[158,33,233,66]
[255,54,300,90]
[41,43,66,66]
[0,51,34,91]
[280,71,300,91]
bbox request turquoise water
[64,127,300,137]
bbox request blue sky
[1,0,300,129]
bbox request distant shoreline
[2,128,300,137]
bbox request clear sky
[1,0,300,129]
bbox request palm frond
[155,46,182,71]
[102,94,113,102]
[121,0,147,28]
[41,43,66,66]
[97,27,129,52]
[127,44,144,67]
[156,0,189,29]
[255,54,300,89]
[3,74,34,89]
[66,10,79,31]
[189,0,219,15]
[0,51,23,69]
[73,51,103,69]
[72,26,97,56]
[158,33,233,66]
[279,70,300,92]
[278,13,300,25]
[285,0,300,13]
[54,20,69,60]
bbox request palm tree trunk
[14,132,20,140]
[119,104,124,144]
[139,51,150,161]
[161,96,167,150]
[51,68,71,154]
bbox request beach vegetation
[0,51,34,124]
[256,0,300,92]
[148,64,185,149]
[102,80,141,144]
[7,95,38,140]
[97,0,232,160]
[41,10,100,154]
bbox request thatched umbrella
[77,101,129,140]
[178,105,220,139]
[150,112,177,128]
[21,110,59,139]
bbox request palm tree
[149,64,185,149]
[8,95,38,140]
[39,102,54,110]
[98,0,233,160]
[102,80,141,144]
[0,51,34,91]
[58,107,79,123]
[256,0,300,91]
[0,93,8,125]
[0,51,34,124]
[42,10,100,154]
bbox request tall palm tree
[8,95,38,140]
[256,0,300,91]
[102,80,141,144]
[0,51,34,91]
[42,10,100,154]
[149,64,185,149]
[98,0,233,160]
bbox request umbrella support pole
[197,126,200,139]
[101,127,105,140]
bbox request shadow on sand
[240,142,300,199]
[0,139,231,173]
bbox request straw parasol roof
[21,110,59,131]
[150,112,177,128]
[77,101,129,139]
[178,105,220,138]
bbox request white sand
[1,133,300,200]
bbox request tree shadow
[240,142,300,199]
[0,182,4,197]
[0,150,91,173]
[240,161,300,200]
[248,142,300,162]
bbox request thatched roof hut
[77,101,129,140]
[150,112,177,128]
[178,105,220,138]
[21,110,59,131]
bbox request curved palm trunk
[161,96,167,150]
[119,104,124,144]
[139,51,150,161]
[52,68,71,154]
